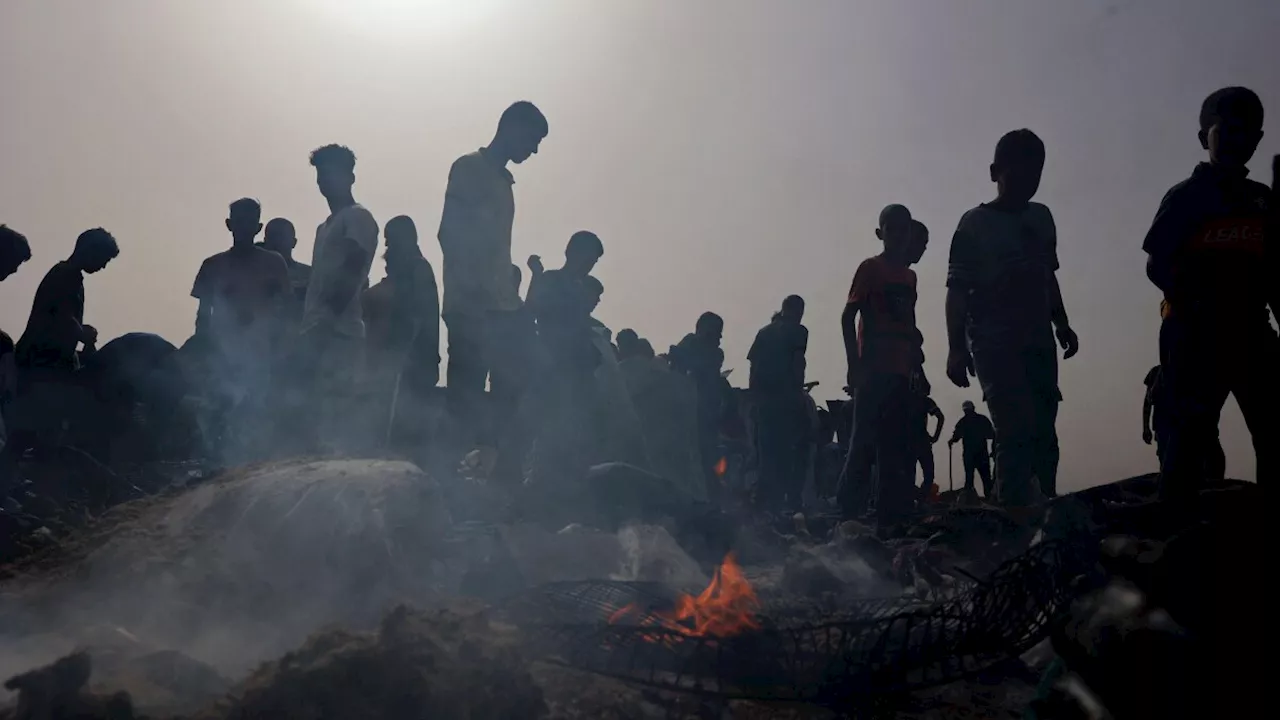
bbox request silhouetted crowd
[1,86,1276,530]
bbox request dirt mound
[204,605,544,720]
[1,459,451,675]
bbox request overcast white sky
[2,0,1278,490]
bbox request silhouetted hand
[946,348,974,388]
[1271,153,1279,191]
[80,324,98,345]
[1142,428,1153,445]
[526,254,544,275]
[1056,324,1079,359]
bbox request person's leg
[1158,318,1229,503]
[874,375,914,529]
[443,313,488,446]
[918,444,935,495]
[973,344,1041,506]
[1228,332,1280,490]
[1025,344,1062,498]
[837,378,888,519]
[975,455,993,498]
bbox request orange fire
[714,456,728,478]
[608,553,761,640]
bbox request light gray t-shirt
[302,204,379,338]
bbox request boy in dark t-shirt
[1142,87,1276,499]
[945,129,1079,505]
[839,207,928,528]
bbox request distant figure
[295,144,379,452]
[909,373,944,499]
[747,295,809,513]
[526,231,605,485]
[1,225,32,466]
[16,228,119,371]
[839,208,927,528]
[669,311,728,498]
[438,100,548,454]
[615,329,643,361]
[191,198,290,367]
[1142,87,1275,500]
[365,216,440,387]
[948,400,994,497]
[945,129,1078,504]
[260,217,312,321]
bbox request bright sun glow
[311,0,500,37]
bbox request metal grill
[507,540,1096,704]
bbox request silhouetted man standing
[747,295,809,513]
[17,228,119,372]
[670,312,728,499]
[1,226,32,486]
[438,101,548,458]
[296,144,379,453]
[948,400,994,496]
[260,217,312,323]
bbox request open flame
[609,553,760,639]
[713,456,728,478]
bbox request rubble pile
[1,459,451,673]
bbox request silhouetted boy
[945,130,1078,505]
[1142,87,1276,499]
[260,217,312,321]
[1,225,32,479]
[526,231,605,485]
[909,373,944,500]
[747,295,809,513]
[438,101,548,454]
[948,400,994,496]
[670,311,728,497]
[295,144,379,453]
[839,208,927,528]
[17,228,119,371]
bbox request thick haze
[2,0,1277,490]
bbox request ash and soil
[0,452,1223,719]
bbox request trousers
[973,340,1060,505]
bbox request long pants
[916,443,934,487]
[973,341,1060,505]
[444,310,536,480]
[754,391,808,513]
[288,326,362,455]
[963,452,993,497]
[837,372,913,527]
[527,363,595,487]
[1158,316,1278,501]
[1153,416,1225,482]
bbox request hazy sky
[2,0,1277,490]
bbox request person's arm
[1142,186,1191,299]
[929,402,945,443]
[843,263,870,391]
[191,260,213,335]
[1142,386,1155,445]
[1269,155,1279,320]
[949,418,962,445]
[794,325,809,389]
[945,225,978,387]
[322,212,377,316]
[1042,211,1079,359]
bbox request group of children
[2,86,1276,519]
[839,85,1275,526]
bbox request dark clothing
[947,202,1062,504]
[1144,163,1275,499]
[975,343,1060,502]
[16,261,85,370]
[1158,315,1276,500]
[947,202,1060,352]
[527,269,600,373]
[444,309,535,451]
[838,372,914,528]
[753,390,809,513]
[1143,163,1271,330]
[747,320,808,393]
[669,333,727,495]
[1144,364,1225,479]
[949,411,995,459]
[748,319,810,511]
[847,256,921,378]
